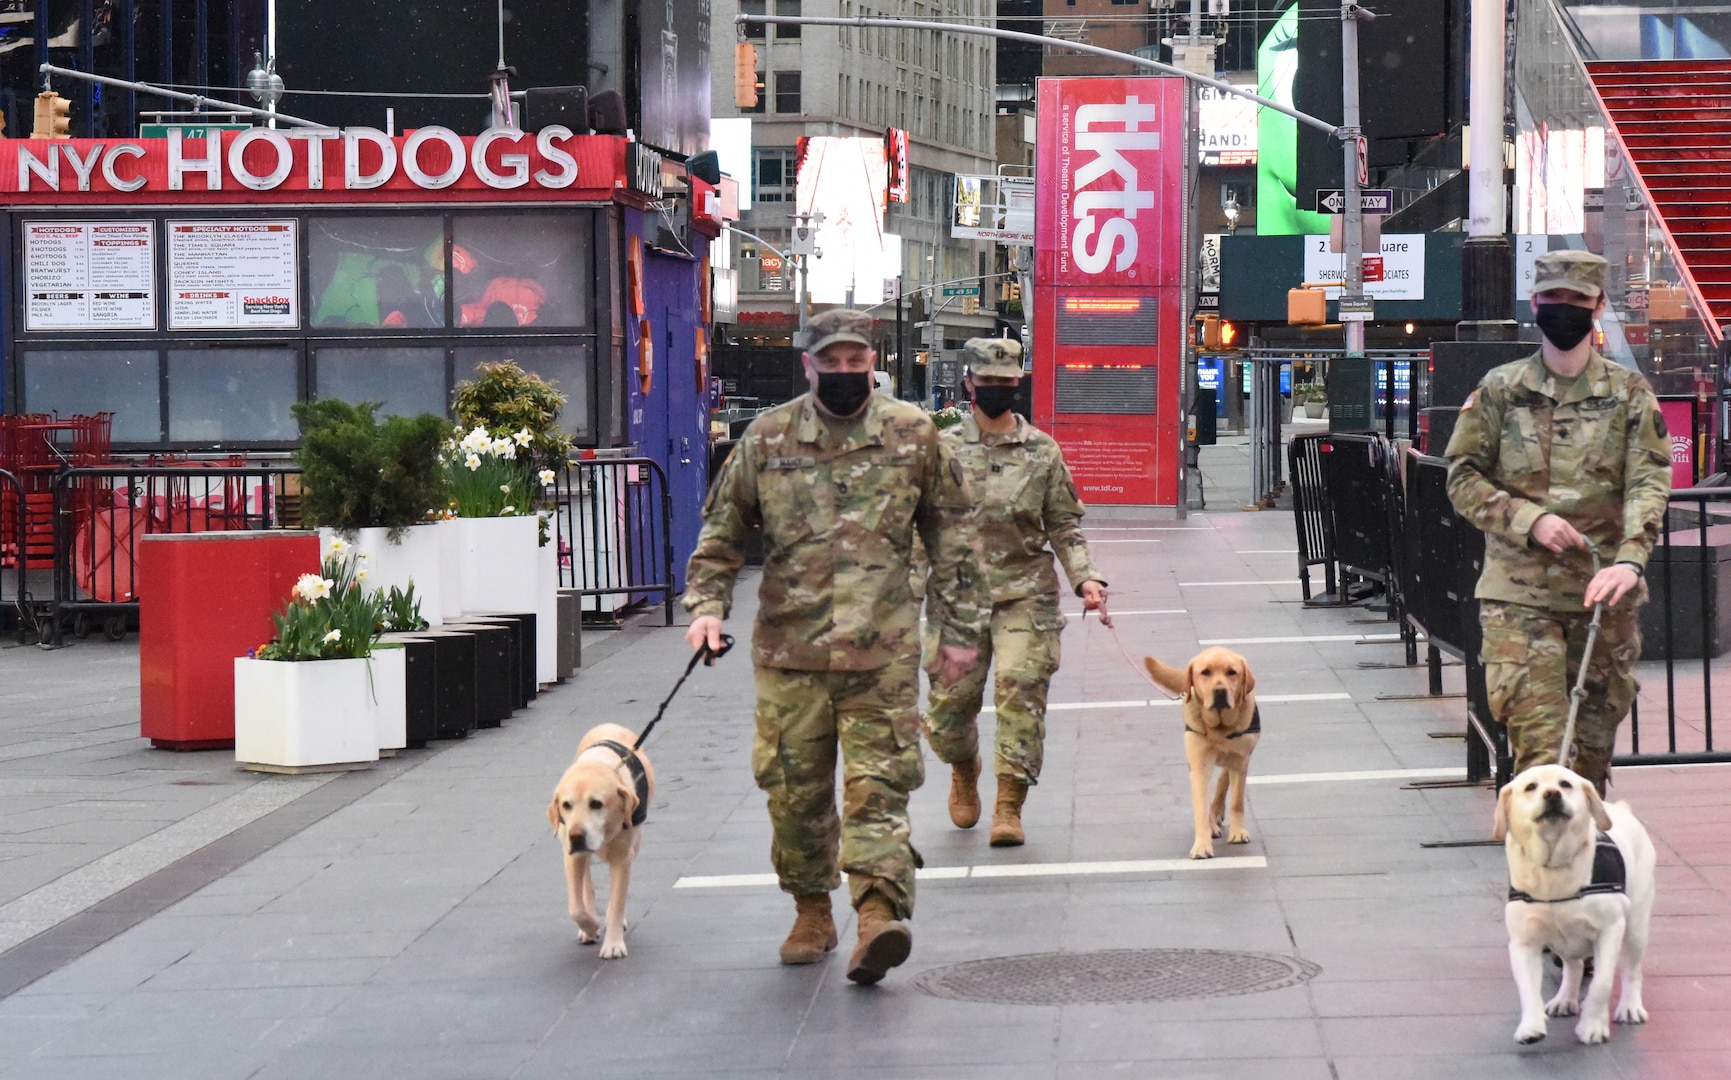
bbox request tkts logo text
[1068,97,1160,275]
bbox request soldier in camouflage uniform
[923,338,1109,846]
[1445,251,1671,791]
[684,309,987,985]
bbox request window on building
[308,216,447,329]
[23,350,161,442]
[775,0,800,38]
[754,148,797,203]
[314,346,448,419]
[456,342,593,440]
[741,0,766,38]
[167,347,300,443]
[451,214,591,329]
[776,71,802,114]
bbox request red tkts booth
[138,531,319,749]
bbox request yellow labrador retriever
[1144,647,1260,860]
[1495,763,1655,1045]
[546,723,656,959]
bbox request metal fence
[549,457,675,626]
[1288,433,1337,602]
[47,465,301,644]
[0,467,36,642]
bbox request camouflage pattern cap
[963,337,1025,379]
[798,308,874,355]
[1531,250,1609,300]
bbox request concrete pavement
[2,461,1730,1078]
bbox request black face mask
[1534,302,1596,351]
[813,371,873,417]
[972,385,1018,419]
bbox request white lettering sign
[1071,98,1160,275]
[24,220,157,331]
[1302,234,1427,301]
[167,220,299,330]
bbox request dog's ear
[1581,779,1613,832]
[1143,656,1189,696]
[619,779,640,828]
[1492,783,1512,841]
[546,793,562,832]
[1239,659,1256,697]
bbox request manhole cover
[914,949,1321,1005]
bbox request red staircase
[1587,59,1731,333]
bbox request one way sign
[1315,188,1393,215]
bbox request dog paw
[1575,1015,1612,1044]
[1614,1002,1648,1025]
[1544,996,1579,1018]
[573,912,602,942]
[598,938,628,959]
[1228,828,1251,845]
[1513,1020,1547,1045]
[1210,819,1224,838]
[1189,840,1215,860]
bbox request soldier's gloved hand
[1530,513,1588,554]
[1584,564,1640,608]
[1081,581,1111,627]
[930,645,979,688]
[686,615,727,657]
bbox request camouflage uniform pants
[751,657,925,919]
[922,596,1065,784]
[1480,599,1642,787]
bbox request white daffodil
[355,568,369,582]
[295,574,333,601]
[465,453,483,471]
[501,505,517,515]
[539,468,556,487]
[328,538,348,555]
[490,438,516,459]
[322,629,342,644]
[514,428,532,447]
[459,426,491,454]
[499,484,512,494]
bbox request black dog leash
[633,634,734,750]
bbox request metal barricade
[551,457,675,626]
[1321,433,1404,617]
[48,465,300,644]
[1288,432,1337,601]
[0,467,41,642]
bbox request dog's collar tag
[1508,831,1626,904]
[595,739,651,828]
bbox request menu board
[24,220,156,331]
[167,220,299,330]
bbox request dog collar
[1185,705,1261,740]
[1508,831,1625,904]
[595,739,650,828]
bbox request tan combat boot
[948,755,982,829]
[845,878,912,985]
[779,893,838,965]
[990,776,1028,847]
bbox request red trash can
[139,531,320,750]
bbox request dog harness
[1507,832,1626,903]
[1184,704,1261,740]
[594,740,651,828]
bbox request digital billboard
[796,136,900,306]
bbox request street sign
[139,123,249,138]
[1355,136,1369,185]
[1338,295,1375,322]
[941,285,981,297]
[1361,256,1384,283]
[1315,188,1393,214]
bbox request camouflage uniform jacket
[684,392,988,671]
[943,414,1103,603]
[1444,349,1671,612]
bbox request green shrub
[452,361,573,466]
[293,400,450,538]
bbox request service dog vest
[595,740,651,828]
[1508,831,1626,904]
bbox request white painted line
[673,856,1267,890]
[1061,609,1187,618]
[1178,580,1303,587]
[970,856,1265,878]
[981,692,1349,715]
[1198,633,1404,646]
[1249,767,1467,786]
[1087,539,1164,544]
[1237,549,1299,554]
[1081,527,1212,532]
[0,775,334,955]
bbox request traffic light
[1194,314,1221,351]
[1219,320,1237,348]
[734,43,759,109]
[32,92,70,139]
[1287,288,1327,326]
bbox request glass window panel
[23,350,161,443]
[454,343,593,441]
[315,346,449,419]
[307,216,447,329]
[452,215,591,330]
[167,348,300,442]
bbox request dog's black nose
[569,834,587,853]
[1544,789,1563,805]
[1211,689,1230,710]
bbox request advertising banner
[24,220,156,331]
[1302,234,1426,300]
[796,136,898,306]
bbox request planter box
[369,646,407,755]
[556,590,581,678]
[435,519,467,622]
[457,516,540,617]
[469,613,536,708]
[1303,401,1326,419]
[445,622,513,727]
[1641,526,1731,661]
[379,632,437,748]
[320,526,444,627]
[234,657,380,773]
[536,535,559,685]
[408,629,478,739]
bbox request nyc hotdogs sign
[0,126,629,204]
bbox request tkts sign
[0,127,629,205]
[1034,77,1185,287]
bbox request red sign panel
[1362,255,1385,282]
[0,128,627,205]
[885,128,909,204]
[1658,398,1696,490]
[1033,77,1186,506]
